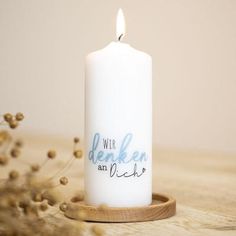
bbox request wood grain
[65,193,176,222]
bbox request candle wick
[118,34,123,41]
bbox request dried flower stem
[49,183,61,188]
[40,158,49,169]
[48,156,74,181]
[59,158,75,175]
[47,143,77,181]
[0,112,95,236]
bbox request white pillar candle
[85,9,152,207]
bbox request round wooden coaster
[65,193,176,223]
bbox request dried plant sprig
[47,139,83,181]
[0,113,104,236]
[36,149,57,171]
[1,112,24,130]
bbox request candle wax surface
[85,42,152,207]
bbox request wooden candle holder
[65,193,176,223]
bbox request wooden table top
[1,133,236,236]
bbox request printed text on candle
[88,133,147,178]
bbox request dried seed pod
[47,150,56,159]
[71,192,84,202]
[91,225,104,236]
[3,113,13,122]
[74,137,80,143]
[73,150,83,159]
[15,139,23,148]
[39,201,48,211]
[59,202,68,212]
[9,120,18,129]
[31,164,40,172]
[59,176,68,185]
[10,148,20,158]
[9,170,19,180]
[15,112,24,121]
[0,155,9,165]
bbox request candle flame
[116,8,126,41]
